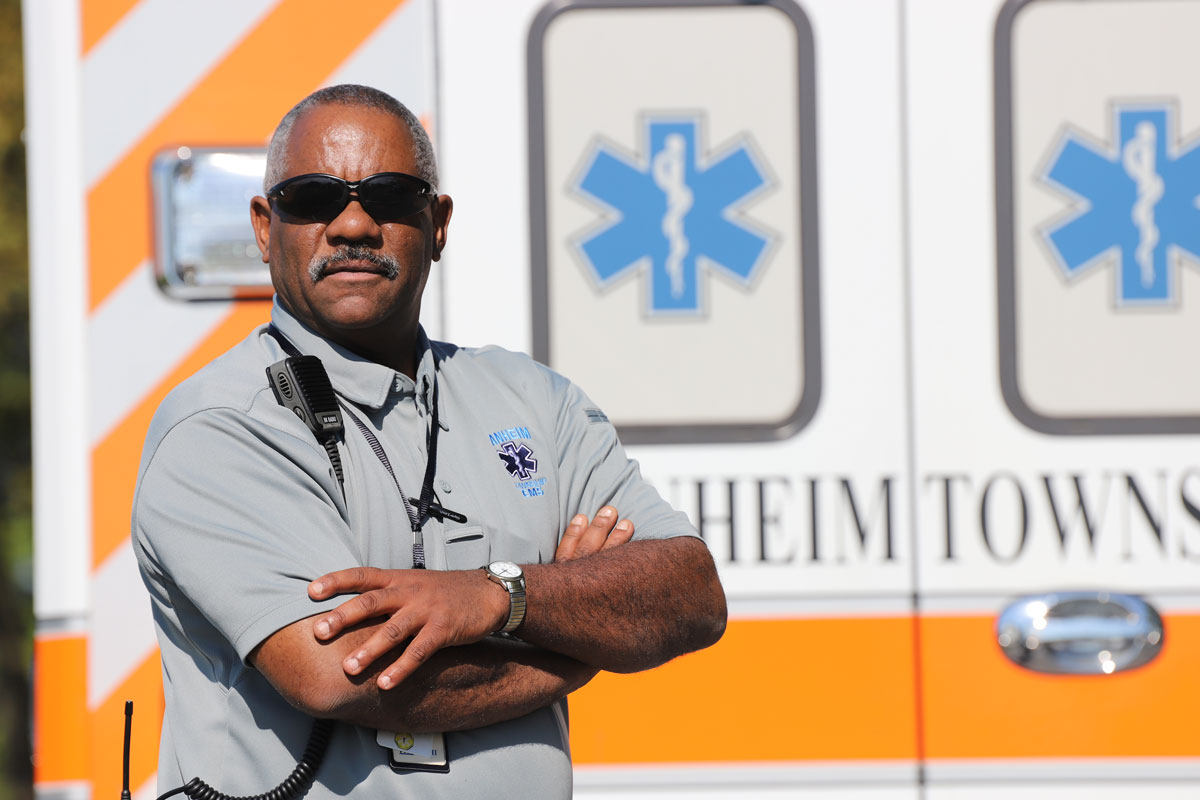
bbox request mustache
[308,246,401,282]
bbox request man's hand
[307,566,507,690]
[554,505,633,562]
[309,507,633,689]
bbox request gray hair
[263,84,439,193]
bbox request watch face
[489,561,522,579]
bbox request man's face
[250,104,452,346]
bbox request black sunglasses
[267,172,436,223]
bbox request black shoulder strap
[266,323,301,357]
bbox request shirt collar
[269,298,447,426]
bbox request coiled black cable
[155,719,334,800]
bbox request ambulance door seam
[896,0,928,794]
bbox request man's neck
[275,298,424,379]
[331,323,421,379]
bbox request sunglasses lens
[274,176,348,221]
[358,174,432,220]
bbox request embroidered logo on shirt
[489,427,545,496]
[488,426,531,446]
[497,441,538,480]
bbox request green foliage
[0,0,33,798]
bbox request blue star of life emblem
[1040,102,1200,306]
[572,115,773,315]
[497,442,538,480]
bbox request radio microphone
[121,701,133,800]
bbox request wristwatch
[483,561,526,634]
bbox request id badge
[376,729,450,774]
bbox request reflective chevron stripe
[32,3,433,797]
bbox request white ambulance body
[26,1,1200,798]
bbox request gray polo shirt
[132,299,699,799]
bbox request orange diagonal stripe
[88,650,163,800]
[92,302,271,569]
[86,0,408,310]
[81,0,145,55]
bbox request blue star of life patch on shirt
[497,441,538,480]
[496,442,546,497]
[489,427,545,496]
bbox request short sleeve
[546,369,699,543]
[132,406,360,665]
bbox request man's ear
[431,194,453,262]
[250,196,273,264]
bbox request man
[133,84,725,799]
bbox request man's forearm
[254,616,596,732]
[300,524,728,690]
[334,637,595,732]
[517,536,726,673]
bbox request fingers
[577,506,618,557]
[375,628,444,689]
[321,570,501,689]
[554,514,589,562]
[308,566,389,600]
[603,518,634,550]
[339,609,421,680]
[313,589,392,641]
[554,506,634,562]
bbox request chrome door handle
[995,592,1163,675]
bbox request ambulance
[26,0,1200,798]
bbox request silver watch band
[499,589,526,634]
[484,562,526,634]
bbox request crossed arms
[250,508,727,733]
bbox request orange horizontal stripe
[81,0,144,54]
[922,613,1200,758]
[89,650,164,800]
[86,0,408,310]
[570,617,918,764]
[34,635,88,783]
[91,302,271,569]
